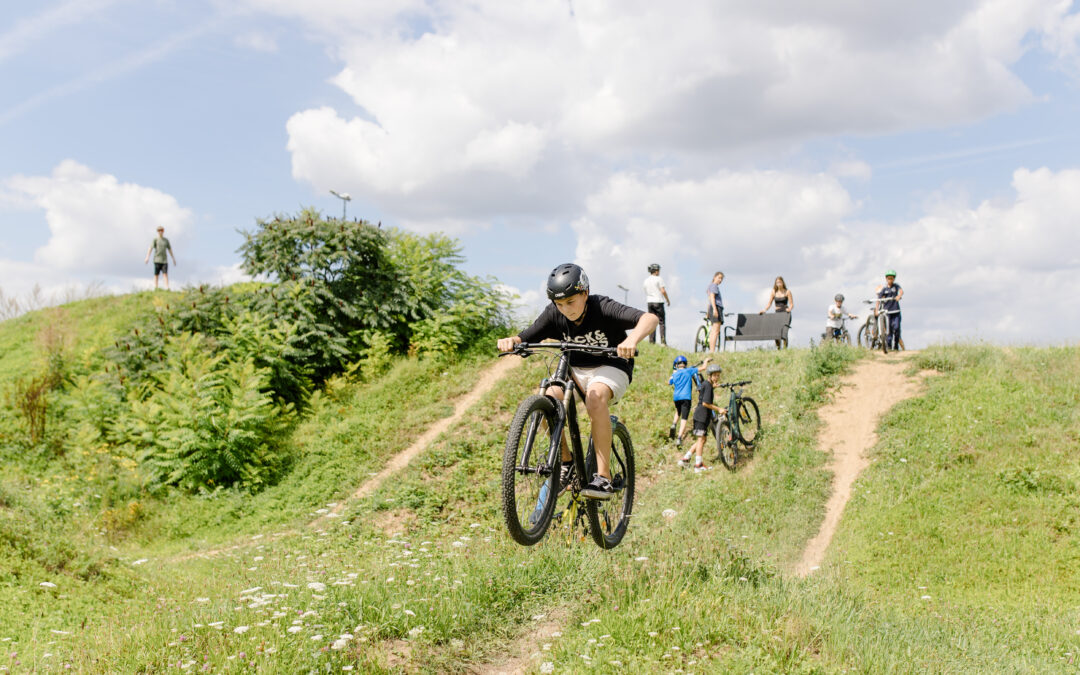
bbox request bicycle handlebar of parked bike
[718,380,752,389]
[499,342,637,358]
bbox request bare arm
[144,246,152,264]
[760,294,774,314]
[786,290,793,312]
[661,285,670,305]
[617,312,659,358]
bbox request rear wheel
[501,395,559,546]
[735,397,760,447]
[716,419,738,471]
[585,421,635,549]
[694,325,709,352]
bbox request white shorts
[571,365,630,404]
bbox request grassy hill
[1,296,1079,672]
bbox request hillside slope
[2,336,1079,673]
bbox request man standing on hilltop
[144,225,177,290]
[643,263,670,345]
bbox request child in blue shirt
[668,355,710,449]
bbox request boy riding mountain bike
[497,263,658,500]
[826,293,858,341]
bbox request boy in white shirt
[825,293,857,342]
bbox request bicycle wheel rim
[586,424,635,549]
[717,421,737,470]
[736,397,760,446]
[501,396,559,545]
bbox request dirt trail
[311,355,522,527]
[171,356,522,562]
[795,354,927,577]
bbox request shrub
[129,334,294,493]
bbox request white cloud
[234,31,278,53]
[4,160,192,277]
[571,166,1080,349]
[0,0,120,64]
[256,0,1080,230]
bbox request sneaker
[694,464,710,474]
[677,458,690,468]
[581,474,614,500]
[558,461,574,495]
[668,425,677,440]
[675,437,683,449]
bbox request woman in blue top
[706,271,725,352]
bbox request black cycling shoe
[581,473,614,500]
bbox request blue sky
[3,0,1080,349]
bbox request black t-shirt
[693,380,715,423]
[517,294,645,381]
[878,283,902,313]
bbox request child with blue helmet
[668,354,710,448]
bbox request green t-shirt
[151,236,171,264]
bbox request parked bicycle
[499,342,635,549]
[710,379,760,471]
[694,310,734,352]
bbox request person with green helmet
[875,269,904,350]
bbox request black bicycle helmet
[648,263,660,273]
[547,263,590,300]
[835,293,844,302]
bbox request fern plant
[130,334,293,492]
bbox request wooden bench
[723,312,791,350]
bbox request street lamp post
[617,284,629,304]
[329,190,351,220]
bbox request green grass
[2,302,1079,673]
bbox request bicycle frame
[533,351,592,488]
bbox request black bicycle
[710,380,760,471]
[499,342,636,549]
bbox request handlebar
[718,380,751,389]
[499,342,637,358]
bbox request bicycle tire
[856,323,869,348]
[841,328,851,345]
[585,420,635,549]
[716,418,738,471]
[878,314,889,354]
[694,325,709,353]
[501,394,559,546]
[735,396,760,447]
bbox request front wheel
[501,395,559,546]
[735,396,760,447]
[878,315,889,354]
[694,325,709,353]
[716,419,738,471]
[585,421,635,549]
[856,323,869,349]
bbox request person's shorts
[692,418,709,436]
[154,262,168,275]
[673,399,691,420]
[706,305,724,324]
[828,327,843,338]
[571,365,630,404]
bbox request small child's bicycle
[710,379,760,470]
[498,342,635,549]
